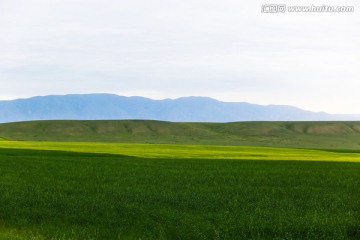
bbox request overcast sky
[0,0,359,113]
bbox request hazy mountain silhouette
[0,94,359,123]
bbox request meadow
[1,141,360,162]
[2,120,360,149]
[0,120,360,239]
[0,142,359,239]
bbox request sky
[0,0,359,114]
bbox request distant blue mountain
[0,94,359,123]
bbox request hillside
[1,120,360,149]
[1,94,360,123]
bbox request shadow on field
[0,147,141,159]
[347,226,360,239]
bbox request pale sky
[0,0,359,113]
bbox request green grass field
[1,141,360,162]
[0,147,359,240]
[0,120,360,239]
[0,140,359,239]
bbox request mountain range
[0,93,359,123]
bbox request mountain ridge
[0,93,359,123]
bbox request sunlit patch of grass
[1,141,360,162]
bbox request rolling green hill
[1,120,360,149]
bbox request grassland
[1,120,360,149]
[1,141,360,162]
[0,147,359,239]
[1,120,360,239]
